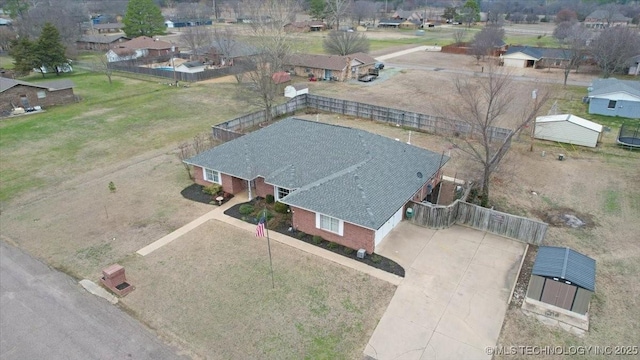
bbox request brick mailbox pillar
[100,264,134,297]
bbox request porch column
[247,179,253,200]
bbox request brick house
[76,34,130,51]
[106,36,177,62]
[1,79,76,114]
[285,53,376,81]
[184,118,448,253]
[283,21,326,32]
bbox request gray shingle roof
[186,118,447,230]
[586,10,631,22]
[505,46,572,60]
[78,34,129,44]
[532,246,596,292]
[1,79,75,92]
[589,78,640,98]
[286,53,376,71]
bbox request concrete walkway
[136,193,401,285]
[375,46,429,62]
[365,222,526,360]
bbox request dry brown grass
[119,220,395,359]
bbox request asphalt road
[0,241,186,360]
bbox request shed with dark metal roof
[526,246,596,315]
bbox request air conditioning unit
[357,249,366,259]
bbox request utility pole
[530,89,538,152]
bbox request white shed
[284,84,309,98]
[535,114,603,148]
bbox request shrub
[239,204,255,215]
[203,184,222,195]
[265,194,275,204]
[343,247,355,255]
[371,254,382,263]
[296,231,306,239]
[274,201,289,214]
[312,235,323,244]
[327,242,338,249]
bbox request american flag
[255,216,266,237]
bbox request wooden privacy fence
[409,200,547,245]
[212,94,513,142]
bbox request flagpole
[263,208,275,289]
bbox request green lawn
[0,70,254,205]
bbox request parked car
[34,63,73,74]
[374,62,384,70]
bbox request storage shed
[535,114,603,148]
[526,246,596,315]
[284,84,308,98]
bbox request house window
[203,168,221,184]
[316,213,343,236]
[607,100,617,109]
[37,90,46,99]
[275,186,292,201]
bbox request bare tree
[590,26,640,78]
[175,2,213,20]
[177,142,194,180]
[325,0,352,30]
[351,0,378,25]
[92,55,114,85]
[0,27,17,53]
[470,25,504,63]
[238,0,300,122]
[180,26,212,59]
[323,30,369,55]
[447,67,549,207]
[13,0,88,50]
[554,22,590,86]
[452,28,467,45]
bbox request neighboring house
[109,36,178,57]
[584,10,631,28]
[197,39,260,66]
[0,79,76,114]
[91,23,124,34]
[628,55,640,76]
[535,114,603,148]
[184,118,447,253]
[392,9,423,22]
[526,246,596,316]
[284,84,308,98]
[587,78,640,118]
[76,34,130,51]
[500,46,571,69]
[284,21,326,32]
[0,17,12,26]
[377,19,403,28]
[285,52,376,81]
[164,18,212,28]
[175,61,207,73]
[399,19,422,29]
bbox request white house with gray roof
[587,78,640,118]
[185,118,448,253]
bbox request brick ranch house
[185,118,448,253]
[285,53,376,81]
[0,79,76,114]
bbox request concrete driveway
[365,223,526,360]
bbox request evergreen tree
[35,23,67,77]
[123,0,166,37]
[8,37,36,76]
[309,0,326,20]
